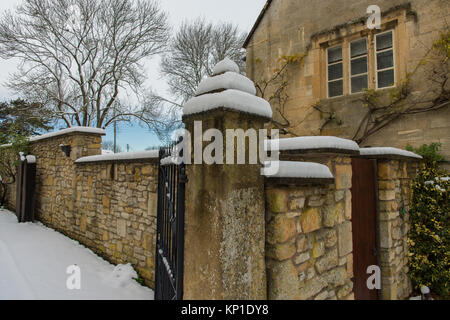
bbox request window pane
[328,63,342,80]
[378,69,395,88]
[377,50,394,70]
[351,39,367,58]
[351,57,367,75]
[376,32,393,51]
[328,80,343,97]
[351,75,368,93]
[328,46,342,63]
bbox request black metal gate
[154,142,187,300]
[15,155,36,223]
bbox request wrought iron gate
[154,143,187,300]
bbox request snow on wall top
[75,150,159,163]
[184,89,272,118]
[266,136,360,152]
[29,127,106,143]
[212,57,240,75]
[195,72,257,96]
[359,147,422,159]
[262,161,334,179]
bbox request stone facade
[3,130,159,288]
[377,159,419,299]
[265,156,354,300]
[245,0,450,168]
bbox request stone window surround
[312,7,412,100]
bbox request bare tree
[0,0,175,137]
[158,18,247,105]
[101,140,123,153]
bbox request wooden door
[351,158,379,300]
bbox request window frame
[326,45,344,98]
[374,29,396,90]
[348,37,369,94]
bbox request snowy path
[0,209,154,300]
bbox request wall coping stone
[75,150,159,164]
[358,147,422,161]
[264,177,335,186]
[29,127,106,143]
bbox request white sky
[0,0,267,99]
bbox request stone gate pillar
[181,58,272,299]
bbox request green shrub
[406,143,445,166]
[407,144,449,298]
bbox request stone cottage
[244,0,449,169]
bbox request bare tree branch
[0,0,172,137]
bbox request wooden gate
[15,155,36,223]
[351,158,379,300]
[154,143,187,300]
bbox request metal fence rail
[155,141,187,300]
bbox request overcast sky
[0,0,267,150]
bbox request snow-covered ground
[0,209,154,300]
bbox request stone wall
[3,130,159,288]
[265,156,354,300]
[1,126,420,299]
[377,159,419,299]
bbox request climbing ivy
[407,144,449,298]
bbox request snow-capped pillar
[181,58,272,300]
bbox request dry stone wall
[265,156,354,300]
[3,130,159,288]
[377,159,419,300]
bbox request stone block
[296,235,310,253]
[117,219,127,237]
[335,164,352,190]
[337,222,352,257]
[344,191,351,220]
[379,221,393,248]
[312,241,325,258]
[323,266,347,286]
[289,197,306,211]
[266,189,288,213]
[300,208,321,233]
[267,260,299,300]
[102,195,110,208]
[295,252,311,265]
[325,229,337,248]
[80,214,87,233]
[267,242,296,261]
[298,277,328,300]
[267,215,296,244]
[379,190,396,201]
[315,248,338,274]
[141,165,153,176]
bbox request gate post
[181,58,271,300]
